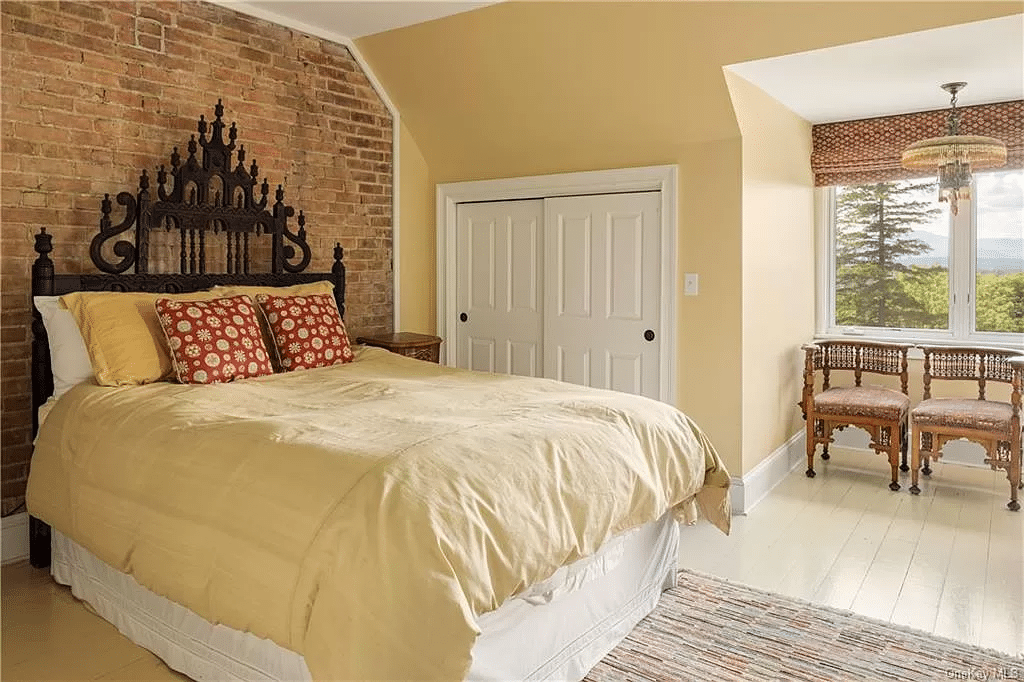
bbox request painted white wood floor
[678,449,1024,658]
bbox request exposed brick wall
[0,0,394,515]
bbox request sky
[977,168,1024,242]
[912,168,1023,243]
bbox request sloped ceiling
[351,2,1021,181]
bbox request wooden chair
[910,346,1024,511]
[801,341,912,490]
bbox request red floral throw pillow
[254,292,354,371]
[155,295,274,384]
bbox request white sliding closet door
[455,200,545,376]
[543,192,662,397]
[454,191,662,400]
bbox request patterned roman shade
[811,100,1023,186]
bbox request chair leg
[888,445,900,492]
[922,456,932,477]
[888,421,905,485]
[899,421,909,472]
[1009,448,1021,512]
[806,418,816,478]
[821,443,830,461]
[910,426,921,495]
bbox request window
[820,168,1023,343]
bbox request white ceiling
[232,0,496,40]
[727,14,1024,124]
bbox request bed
[24,101,731,682]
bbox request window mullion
[949,197,973,340]
[818,187,835,334]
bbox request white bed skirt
[51,514,678,681]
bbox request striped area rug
[585,569,1024,682]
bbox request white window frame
[815,175,1024,348]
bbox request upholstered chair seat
[801,341,912,491]
[815,387,910,421]
[912,398,1013,432]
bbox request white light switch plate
[684,273,699,296]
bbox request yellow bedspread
[27,346,730,681]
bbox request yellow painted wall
[725,71,816,473]
[397,122,437,335]
[356,1,1021,477]
[676,138,744,465]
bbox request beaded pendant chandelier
[900,82,1007,215]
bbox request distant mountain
[978,238,1023,261]
[909,230,948,256]
[898,231,1022,273]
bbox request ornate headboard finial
[198,97,235,173]
[333,242,344,270]
[332,241,346,319]
[89,100,312,277]
[32,228,55,297]
[33,227,52,258]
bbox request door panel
[469,337,496,373]
[607,351,643,395]
[555,215,592,318]
[554,345,591,387]
[456,200,544,375]
[507,340,538,377]
[607,216,643,320]
[468,222,495,310]
[543,192,661,399]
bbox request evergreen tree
[976,272,1024,333]
[835,181,943,328]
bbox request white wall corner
[2,512,29,565]
[731,430,805,515]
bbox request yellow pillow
[61,290,221,386]
[209,281,337,370]
[211,280,335,298]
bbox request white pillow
[33,296,94,399]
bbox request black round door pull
[460,313,468,322]
[644,329,655,341]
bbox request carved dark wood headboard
[29,101,347,566]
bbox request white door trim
[436,165,678,405]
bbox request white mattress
[51,515,678,681]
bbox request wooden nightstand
[356,332,443,363]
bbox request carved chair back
[919,346,1024,404]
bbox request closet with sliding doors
[452,190,668,401]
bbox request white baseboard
[2,512,29,565]
[731,431,805,515]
